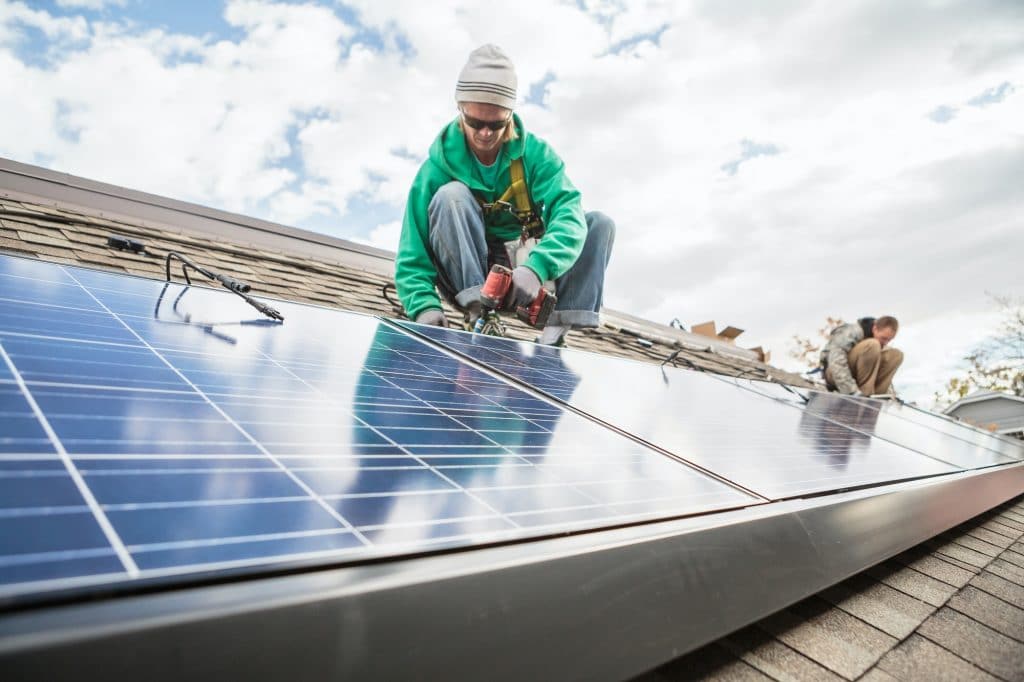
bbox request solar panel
[0,253,756,603]
[736,380,1024,466]
[399,324,964,499]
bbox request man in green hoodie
[395,44,615,346]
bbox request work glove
[415,309,448,327]
[503,266,541,310]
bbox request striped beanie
[455,44,517,110]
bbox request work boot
[537,324,569,347]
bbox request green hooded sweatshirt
[395,114,587,322]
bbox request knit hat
[455,44,517,110]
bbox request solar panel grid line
[0,341,138,576]
[389,320,773,505]
[99,496,314,512]
[59,268,375,549]
[0,546,117,568]
[0,569,129,600]
[96,543,376,582]
[366,338,629,515]
[126,527,355,554]
[251,346,528,532]
[0,505,91,519]
[0,330,145,351]
[19,380,197,396]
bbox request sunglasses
[460,109,511,132]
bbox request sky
[2,0,1022,406]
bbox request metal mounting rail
[1,465,1021,682]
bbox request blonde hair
[457,106,519,143]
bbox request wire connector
[164,252,283,322]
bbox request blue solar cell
[0,299,141,345]
[0,386,55,454]
[0,253,755,603]
[83,470,309,505]
[400,324,966,499]
[1,337,188,391]
[0,553,124,588]
[106,500,345,546]
[0,473,84,509]
[0,513,111,555]
[132,531,364,571]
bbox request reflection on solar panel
[0,253,755,603]
[400,324,970,499]
[736,381,1024,467]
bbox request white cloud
[353,219,401,252]
[3,0,1024,401]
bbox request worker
[822,316,904,396]
[394,44,615,346]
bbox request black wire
[164,251,283,322]
[381,283,407,318]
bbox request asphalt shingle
[720,626,845,682]
[873,633,1001,682]
[987,557,1024,585]
[633,643,772,682]
[819,574,934,639]
[866,561,959,607]
[926,537,993,570]
[966,526,1018,550]
[758,597,897,680]
[969,570,1024,607]
[917,607,1024,680]
[979,518,1024,541]
[1001,548,1024,570]
[947,585,1024,644]
[893,552,977,588]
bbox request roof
[638,494,1024,680]
[945,391,1024,437]
[0,158,800,383]
[2,156,1023,680]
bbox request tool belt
[477,157,545,242]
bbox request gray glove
[415,309,448,327]
[503,266,541,309]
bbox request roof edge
[0,156,395,276]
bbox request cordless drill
[473,264,557,335]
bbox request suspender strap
[507,157,531,215]
[479,158,545,240]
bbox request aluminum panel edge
[1,464,1022,682]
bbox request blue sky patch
[524,72,557,109]
[37,0,246,43]
[606,23,669,56]
[927,104,957,123]
[966,81,1014,108]
[720,139,781,176]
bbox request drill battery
[476,264,556,331]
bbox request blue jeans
[428,181,615,328]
